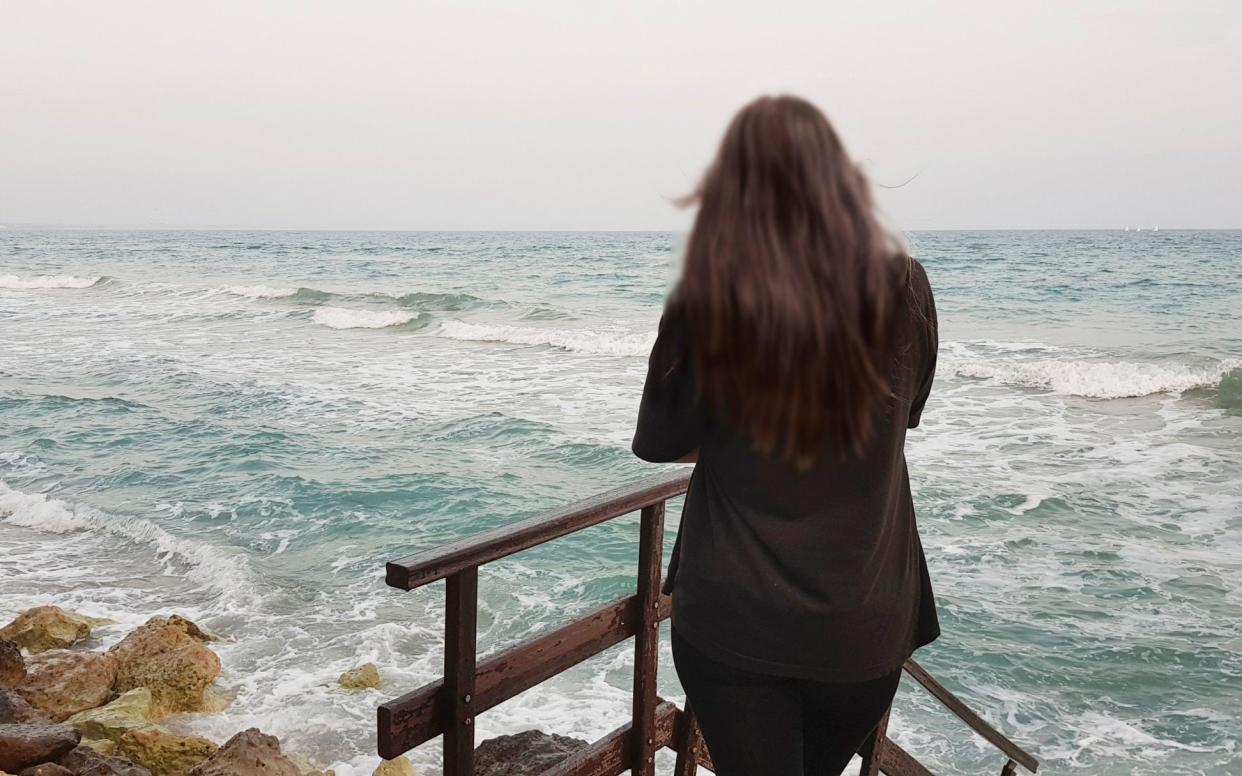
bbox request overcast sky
[2,1,1239,230]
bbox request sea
[1,229,1240,775]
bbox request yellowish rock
[198,685,233,713]
[337,663,381,690]
[65,688,155,742]
[18,649,118,721]
[145,615,222,643]
[373,756,417,776]
[81,737,120,756]
[119,727,218,776]
[109,622,222,717]
[0,606,102,654]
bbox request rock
[117,729,216,776]
[336,664,380,691]
[372,756,416,776]
[19,763,74,776]
[140,619,218,645]
[58,746,152,776]
[0,691,49,725]
[473,730,589,776]
[108,625,220,717]
[0,642,24,689]
[0,609,102,656]
[0,723,81,773]
[18,651,118,722]
[79,739,118,757]
[186,729,301,776]
[194,688,230,715]
[64,690,154,743]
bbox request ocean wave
[221,284,486,311]
[392,290,486,311]
[944,348,1242,399]
[435,320,655,357]
[0,274,102,290]
[0,482,257,608]
[222,285,299,299]
[312,307,419,330]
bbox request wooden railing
[378,470,1040,775]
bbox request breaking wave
[0,482,257,609]
[0,274,102,290]
[944,344,1241,399]
[312,307,419,330]
[220,284,486,311]
[435,320,654,357]
[222,285,299,299]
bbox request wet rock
[79,739,118,757]
[473,730,589,776]
[337,664,380,691]
[0,642,24,689]
[18,651,118,721]
[64,690,154,744]
[140,619,218,645]
[0,723,80,773]
[108,625,220,717]
[187,729,301,776]
[117,729,216,776]
[58,746,152,776]
[372,756,416,776]
[19,763,74,776]
[193,689,229,716]
[0,691,49,726]
[0,609,102,656]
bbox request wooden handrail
[378,472,1041,776]
[902,659,1039,773]
[386,470,692,590]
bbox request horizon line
[2,225,1238,233]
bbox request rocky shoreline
[0,606,411,776]
[1,606,594,776]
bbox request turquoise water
[1,230,1240,775]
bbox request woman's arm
[632,308,706,463]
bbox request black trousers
[672,628,901,776]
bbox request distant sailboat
[1154,225,1160,232]
[1124,226,1130,232]
[1136,226,1143,232]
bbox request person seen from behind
[632,94,940,776]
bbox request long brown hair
[677,95,908,465]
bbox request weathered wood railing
[378,470,1040,775]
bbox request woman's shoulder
[903,256,935,311]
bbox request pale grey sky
[2,1,1239,230]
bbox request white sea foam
[223,284,298,299]
[943,344,1240,399]
[0,482,258,609]
[436,320,654,357]
[0,274,101,289]
[312,307,418,329]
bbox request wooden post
[632,502,665,776]
[672,704,702,776]
[444,568,479,776]
[857,706,890,776]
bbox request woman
[632,95,940,776]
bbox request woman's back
[633,257,939,681]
